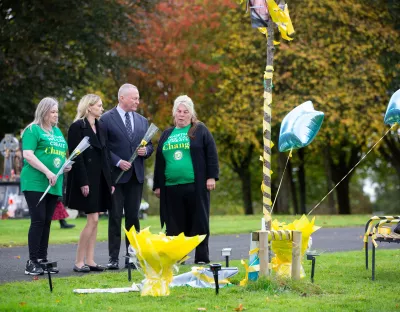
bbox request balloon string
[307,124,397,216]
[271,148,292,214]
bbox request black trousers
[24,191,58,262]
[108,174,143,260]
[165,183,210,263]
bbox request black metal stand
[39,261,57,292]
[209,263,222,295]
[225,256,229,268]
[128,263,132,281]
[125,255,132,281]
[306,255,316,283]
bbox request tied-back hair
[74,94,101,122]
[23,97,59,134]
[172,95,200,139]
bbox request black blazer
[65,118,113,213]
[99,107,154,184]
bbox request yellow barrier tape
[265,65,274,71]
[263,207,272,222]
[258,27,268,38]
[249,247,260,255]
[266,0,294,41]
[264,71,273,79]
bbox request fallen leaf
[80,300,83,304]
[14,255,21,259]
[108,307,113,311]
[197,308,206,311]
[33,276,39,281]
[19,302,27,307]
[56,300,60,303]
[234,304,245,311]
[266,297,270,302]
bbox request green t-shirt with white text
[21,124,67,196]
[163,125,194,186]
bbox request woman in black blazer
[65,94,114,273]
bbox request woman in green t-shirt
[153,95,219,264]
[21,97,71,276]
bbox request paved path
[1,227,398,283]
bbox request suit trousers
[108,173,143,260]
[24,191,58,261]
[165,183,210,263]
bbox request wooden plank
[259,231,269,277]
[291,230,302,280]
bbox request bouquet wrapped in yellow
[271,215,320,278]
[124,226,205,296]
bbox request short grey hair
[118,83,138,100]
[24,97,59,133]
[172,95,197,118]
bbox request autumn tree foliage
[116,0,399,215]
[118,0,235,129]
[272,0,400,214]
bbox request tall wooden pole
[262,19,275,229]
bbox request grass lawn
[0,214,372,247]
[0,250,399,311]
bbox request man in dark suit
[100,84,153,270]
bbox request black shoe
[38,259,59,274]
[60,219,75,229]
[25,260,44,275]
[73,264,90,273]
[394,224,400,235]
[87,264,107,272]
[107,259,119,270]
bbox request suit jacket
[99,107,153,184]
[65,118,113,212]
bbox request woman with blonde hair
[153,95,219,264]
[21,97,71,275]
[65,94,114,272]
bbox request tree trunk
[288,159,299,214]
[231,144,254,215]
[334,177,351,214]
[380,135,400,181]
[276,152,290,214]
[298,149,306,214]
[330,145,361,215]
[240,167,253,215]
[324,147,336,214]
